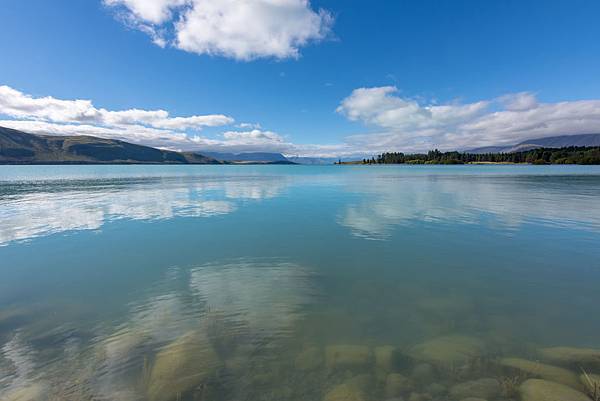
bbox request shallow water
[1,165,600,401]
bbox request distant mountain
[202,151,294,163]
[0,126,219,164]
[287,156,370,165]
[286,156,338,165]
[467,133,600,154]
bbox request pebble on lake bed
[147,331,221,401]
[323,383,365,401]
[1,382,49,401]
[385,373,413,397]
[499,357,581,390]
[539,346,600,366]
[411,363,436,384]
[449,378,501,400]
[325,345,371,370]
[408,335,485,366]
[519,379,592,401]
[375,345,396,372]
[295,345,323,370]
[580,372,600,394]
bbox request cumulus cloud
[498,92,538,111]
[0,85,232,132]
[104,0,333,60]
[5,84,600,158]
[0,85,299,152]
[337,86,600,152]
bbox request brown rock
[519,379,591,401]
[325,345,371,370]
[499,357,581,390]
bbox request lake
[1,165,600,401]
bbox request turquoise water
[1,165,600,401]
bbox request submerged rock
[325,345,371,370]
[385,373,413,397]
[539,346,600,366]
[323,383,365,401]
[409,335,485,366]
[411,363,435,384]
[295,346,323,370]
[459,398,487,401]
[346,374,374,393]
[147,331,220,401]
[449,378,501,400]
[580,372,600,395]
[519,379,591,401]
[376,346,396,372]
[1,383,49,401]
[426,382,446,397]
[407,392,430,401]
[499,357,581,390]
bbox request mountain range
[202,151,294,163]
[4,126,600,164]
[466,133,600,154]
[0,126,219,164]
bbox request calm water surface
[1,165,600,401]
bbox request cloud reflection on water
[0,175,290,246]
[2,169,600,245]
[0,257,315,400]
[339,174,600,239]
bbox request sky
[1,0,600,157]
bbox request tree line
[362,146,600,165]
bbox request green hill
[0,126,220,164]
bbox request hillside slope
[467,133,600,154]
[202,151,291,163]
[0,126,219,164]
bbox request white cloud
[5,84,600,158]
[0,85,233,131]
[498,92,538,111]
[104,0,333,60]
[337,86,489,131]
[190,129,293,153]
[237,122,262,129]
[0,86,352,157]
[104,0,187,24]
[337,86,600,152]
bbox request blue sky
[1,0,600,156]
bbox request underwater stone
[346,374,374,394]
[426,382,446,396]
[411,363,435,384]
[459,398,487,401]
[323,383,365,401]
[519,379,591,401]
[385,373,413,397]
[449,378,501,400]
[409,335,485,366]
[147,331,221,401]
[295,346,323,370]
[580,372,600,395]
[376,345,396,372]
[2,383,49,401]
[539,347,600,366]
[499,357,581,390]
[407,392,430,401]
[325,345,371,370]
